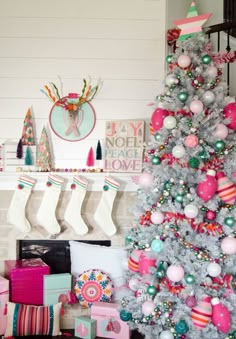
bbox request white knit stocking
[94,177,120,236]
[36,174,64,235]
[7,175,36,233]
[64,176,89,235]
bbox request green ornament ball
[125,235,133,245]
[175,194,184,203]
[199,149,208,162]
[152,155,161,165]
[202,54,211,64]
[147,285,157,296]
[166,55,173,64]
[188,157,200,168]
[178,91,188,103]
[214,140,225,151]
[184,274,195,284]
[175,320,189,334]
[155,268,165,278]
[120,309,132,322]
[154,133,161,141]
[224,217,235,227]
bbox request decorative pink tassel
[86,147,95,167]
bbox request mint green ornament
[175,194,184,203]
[202,54,211,64]
[178,91,188,103]
[184,274,195,284]
[151,239,164,253]
[154,133,161,141]
[152,155,161,165]
[224,217,235,227]
[166,55,173,64]
[214,140,225,151]
[147,285,157,296]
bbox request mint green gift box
[74,316,96,339]
[43,273,71,306]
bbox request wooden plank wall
[0,0,167,169]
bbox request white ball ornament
[207,262,221,277]
[221,237,236,255]
[159,330,174,339]
[163,116,177,129]
[212,123,228,140]
[128,278,139,291]
[207,66,218,78]
[142,300,156,316]
[151,211,165,224]
[190,99,204,114]
[167,265,185,282]
[202,90,215,104]
[184,204,199,218]
[172,145,186,158]
[178,55,191,68]
[165,74,178,87]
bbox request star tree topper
[174,1,212,41]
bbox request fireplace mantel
[0,172,139,191]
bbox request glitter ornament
[212,123,228,140]
[163,116,177,129]
[151,108,169,131]
[207,262,221,277]
[184,134,199,148]
[139,253,156,275]
[172,145,186,158]
[191,296,212,329]
[151,211,165,224]
[185,295,197,308]
[184,204,199,218]
[175,320,189,334]
[206,210,216,220]
[159,330,174,339]
[139,172,154,188]
[224,102,236,130]
[216,171,236,204]
[167,265,184,282]
[190,99,204,114]
[197,169,217,202]
[221,237,236,255]
[211,297,231,333]
[142,300,156,316]
[178,55,191,68]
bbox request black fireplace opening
[18,240,111,274]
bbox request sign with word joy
[104,120,145,173]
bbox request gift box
[74,316,96,339]
[44,273,71,306]
[4,258,50,305]
[91,302,130,339]
[0,276,9,335]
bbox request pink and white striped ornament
[191,296,212,329]
[216,171,236,204]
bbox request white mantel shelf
[0,172,140,191]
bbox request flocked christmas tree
[119,3,236,339]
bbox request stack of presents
[0,258,130,339]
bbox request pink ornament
[184,134,199,148]
[139,172,154,188]
[207,66,218,78]
[206,210,216,220]
[185,296,197,308]
[139,253,156,275]
[212,123,228,140]
[128,249,143,272]
[190,99,204,114]
[177,55,191,68]
[197,169,217,202]
[151,211,165,224]
[142,300,156,316]
[191,296,212,329]
[151,108,169,131]
[224,102,236,130]
[211,297,231,333]
[166,265,184,282]
[216,171,236,204]
[221,237,236,255]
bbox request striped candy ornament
[216,171,236,204]
[191,296,212,329]
[128,249,143,272]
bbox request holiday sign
[104,120,144,173]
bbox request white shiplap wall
[0,0,167,170]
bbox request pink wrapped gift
[0,276,9,335]
[4,258,50,305]
[91,302,130,339]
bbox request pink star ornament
[174,2,212,41]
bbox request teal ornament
[125,235,133,245]
[166,55,173,64]
[188,157,200,168]
[199,149,208,162]
[151,239,164,253]
[214,140,225,151]
[202,54,211,64]
[175,320,189,334]
[154,133,161,141]
[155,268,165,278]
[184,274,195,284]
[147,285,157,296]
[120,310,132,322]
[152,155,161,165]
[224,216,235,227]
[178,91,188,103]
[103,185,109,191]
[175,194,184,203]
